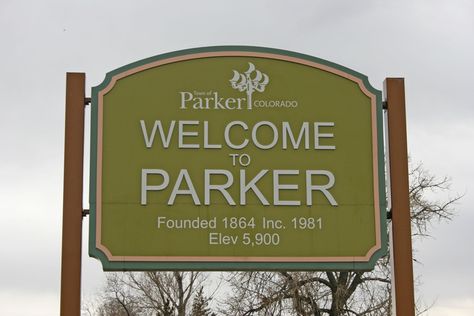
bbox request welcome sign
[89,46,387,270]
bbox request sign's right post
[384,78,415,316]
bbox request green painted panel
[89,46,387,271]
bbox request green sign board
[89,46,387,271]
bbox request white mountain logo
[230,62,269,109]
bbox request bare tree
[221,162,459,316]
[408,163,459,238]
[92,271,208,316]
[191,286,217,316]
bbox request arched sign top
[89,46,387,271]
[95,46,379,101]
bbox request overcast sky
[0,0,473,315]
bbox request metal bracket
[386,209,392,219]
[382,101,388,110]
[82,209,90,217]
[84,97,91,105]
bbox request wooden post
[385,78,415,316]
[60,73,86,316]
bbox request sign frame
[88,46,387,271]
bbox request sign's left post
[61,73,86,316]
